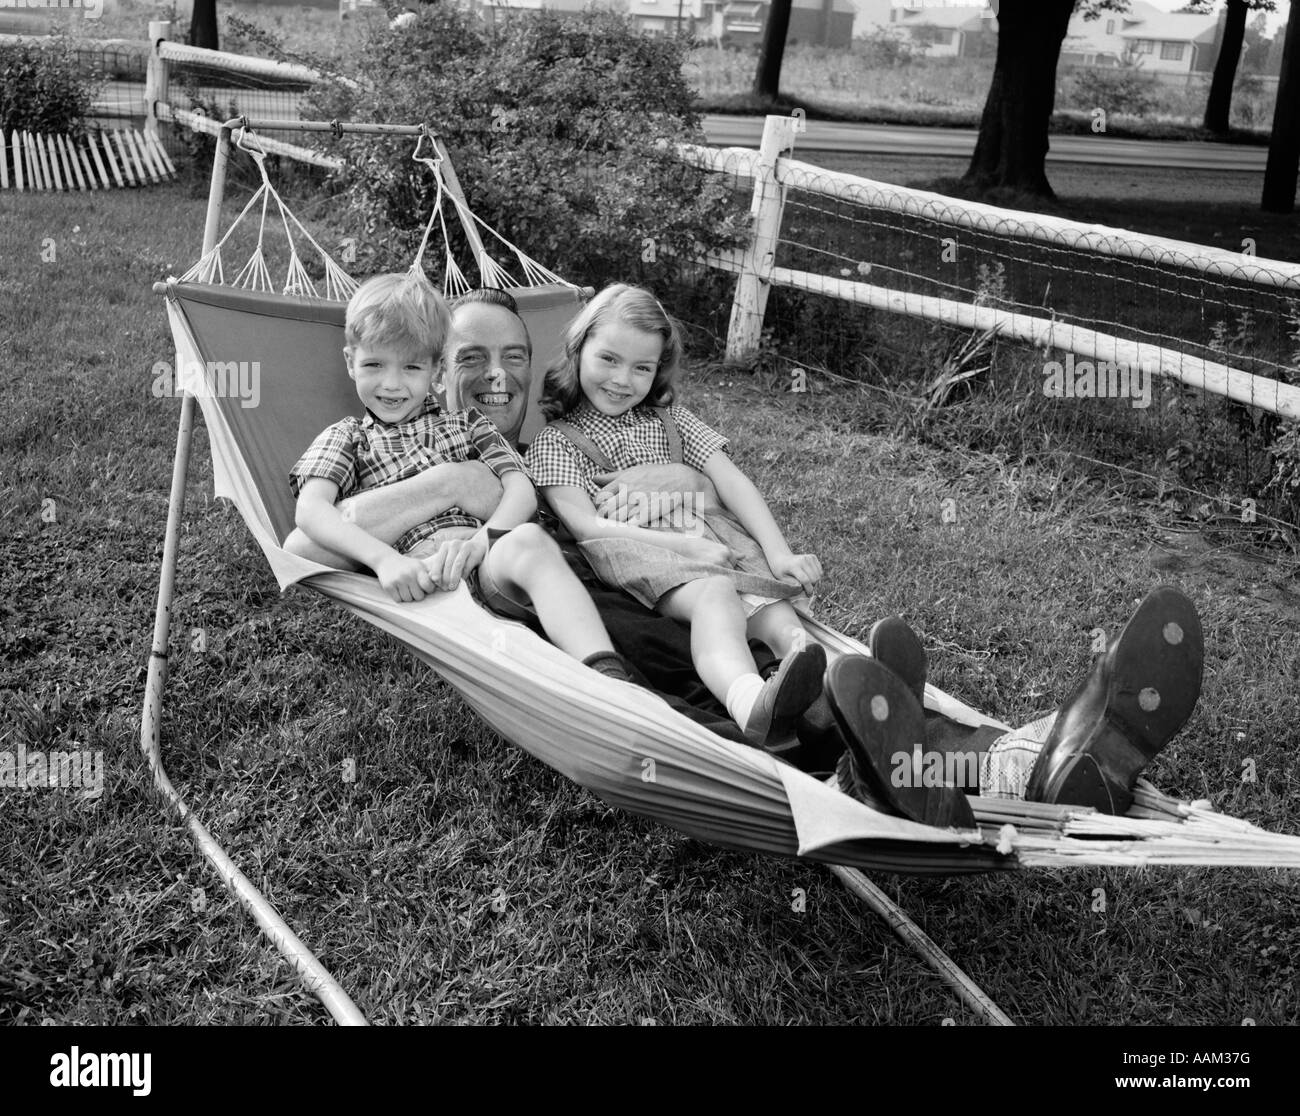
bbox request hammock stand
[142,118,1300,1027]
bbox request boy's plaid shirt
[526,402,727,498]
[290,399,528,554]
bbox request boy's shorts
[409,527,536,624]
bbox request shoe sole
[826,656,976,829]
[867,616,928,707]
[1029,586,1204,812]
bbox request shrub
[1065,64,1158,119]
[303,8,746,291]
[855,28,917,69]
[0,35,100,137]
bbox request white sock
[724,673,766,729]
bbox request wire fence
[675,120,1300,538]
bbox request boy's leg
[480,524,619,661]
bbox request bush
[855,27,917,68]
[304,8,746,291]
[0,35,100,137]
[1066,64,1158,119]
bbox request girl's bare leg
[657,575,755,703]
[746,600,807,660]
[660,578,825,743]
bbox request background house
[1060,0,1223,73]
[705,0,857,48]
[889,3,992,58]
[846,0,893,38]
[1118,8,1223,73]
[473,0,851,43]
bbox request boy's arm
[295,478,436,601]
[701,451,821,595]
[336,461,503,542]
[482,470,537,531]
[419,470,533,593]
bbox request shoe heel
[1049,729,1149,813]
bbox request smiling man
[445,292,533,446]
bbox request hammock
[144,119,1300,1026]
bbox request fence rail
[676,140,1300,292]
[684,114,1300,420]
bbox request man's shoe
[743,643,827,747]
[867,616,928,707]
[826,655,976,829]
[1025,586,1204,815]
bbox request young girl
[526,283,826,747]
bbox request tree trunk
[1262,4,1300,212]
[753,0,795,98]
[962,0,1076,198]
[819,0,834,47]
[1204,1,1249,134]
[188,0,219,52]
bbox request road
[95,83,1269,174]
[701,115,1269,173]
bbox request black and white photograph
[2,0,1297,1073]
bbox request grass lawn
[2,172,1299,1026]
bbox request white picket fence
[0,125,174,190]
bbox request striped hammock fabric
[157,277,1300,874]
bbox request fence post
[725,114,798,361]
[145,20,173,143]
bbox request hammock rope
[409,128,572,293]
[181,127,358,302]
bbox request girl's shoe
[826,655,976,829]
[743,643,827,746]
[1025,586,1203,814]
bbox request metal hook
[412,125,441,168]
[234,123,267,163]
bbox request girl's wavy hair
[539,284,684,420]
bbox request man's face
[443,303,532,444]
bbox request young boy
[289,271,634,681]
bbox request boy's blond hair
[344,271,451,359]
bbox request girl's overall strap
[653,407,683,465]
[548,421,615,472]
